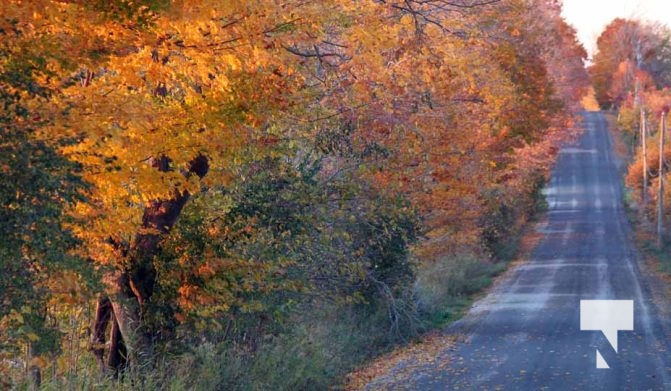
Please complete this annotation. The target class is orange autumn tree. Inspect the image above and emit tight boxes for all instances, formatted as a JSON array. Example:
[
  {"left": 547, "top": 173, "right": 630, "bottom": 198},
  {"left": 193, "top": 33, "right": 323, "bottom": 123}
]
[
  {"left": 330, "top": 0, "right": 588, "bottom": 258},
  {"left": 589, "top": 18, "right": 671, "bottom": 109},
  {"left": 24, "top": 0, "right": 346, "bottom": 371},
  {"left": 30, "top": 0, "right": 421, "bottom": 373},
  {"left": 318, "top": 1, "right": 516, "bottom": 257},
  {"left": 469, "top": 0, "right": 589, "bottom": 255}
]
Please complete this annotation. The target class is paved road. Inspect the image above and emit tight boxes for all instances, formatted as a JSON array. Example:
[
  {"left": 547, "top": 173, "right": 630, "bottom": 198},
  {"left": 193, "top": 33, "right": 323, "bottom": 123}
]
[{"left": 366, "top": 112, "right": 671, "bottom": 390}]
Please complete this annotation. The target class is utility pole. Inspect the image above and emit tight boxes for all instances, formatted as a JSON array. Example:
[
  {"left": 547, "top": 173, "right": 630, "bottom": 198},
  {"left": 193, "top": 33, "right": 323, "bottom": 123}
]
[
  {"left": 634, "top": 39, "right": 642, "bottom": 108},
  {"left": 658, "top": 110, "right": 666, "bottom": 248},
  {"left": 642, "top": 109, "right": 648, "bottom": 203}
]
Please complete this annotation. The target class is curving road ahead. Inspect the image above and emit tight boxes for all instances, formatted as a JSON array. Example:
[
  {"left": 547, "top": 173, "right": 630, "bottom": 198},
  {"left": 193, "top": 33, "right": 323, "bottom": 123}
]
[{"left": 366, "top": 112, "right": 671, "bottom": 390}]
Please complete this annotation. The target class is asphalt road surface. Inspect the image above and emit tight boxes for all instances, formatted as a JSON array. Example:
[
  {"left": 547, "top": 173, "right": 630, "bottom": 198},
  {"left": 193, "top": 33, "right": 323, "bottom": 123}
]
[{"left": 366, "top": 112, "right": 671, "bottom": 390}]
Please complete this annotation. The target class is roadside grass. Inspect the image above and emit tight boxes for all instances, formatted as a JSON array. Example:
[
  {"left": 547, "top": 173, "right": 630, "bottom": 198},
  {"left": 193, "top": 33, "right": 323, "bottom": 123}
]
[
  {"left": 419, "top": 294, "right": 474, "bottom": 330},
  {"left": 36, "top": 302, "right": 412, "bottom": 391},
  {"left": 640, "top": 238, "right": 671, "bottom": 278},
  {"left": 416, "top": 254, "right": 507, "bottom": 329}
]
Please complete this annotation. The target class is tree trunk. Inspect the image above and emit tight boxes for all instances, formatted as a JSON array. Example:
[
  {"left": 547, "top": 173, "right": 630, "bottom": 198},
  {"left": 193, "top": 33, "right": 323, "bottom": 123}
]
[
  {"left": 28, "top": 366, "right": 40, "bottom": 391},
  {"left": 90, "top": 154, "right": 209, "bottom": 373},
  {"left": 91, "top": 295, "right": 112, "bottom": 373},
  {"left": 107, "top": 308, "right": 127, "bottom": 373},
  {"left": 27, "top": 343, "right": 41, "bottom": 391},
  {"left": 107, "top": 268, "right": 150, "bottom": 367}
]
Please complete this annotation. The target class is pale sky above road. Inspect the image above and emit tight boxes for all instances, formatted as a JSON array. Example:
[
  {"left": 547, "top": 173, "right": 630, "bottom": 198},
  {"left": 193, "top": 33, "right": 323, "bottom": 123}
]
[{"left": 561, "top": 0, "right": 671, "bottom": 58}]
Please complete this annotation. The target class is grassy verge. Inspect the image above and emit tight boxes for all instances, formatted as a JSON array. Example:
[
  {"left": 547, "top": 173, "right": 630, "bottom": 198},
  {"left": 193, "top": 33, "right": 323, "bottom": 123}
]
[
  {"left": 415, "top": 254, "right": 508, "bottom": 329},
  {"left": 638, "top": 238, "right": 671, "bottom": 279}
]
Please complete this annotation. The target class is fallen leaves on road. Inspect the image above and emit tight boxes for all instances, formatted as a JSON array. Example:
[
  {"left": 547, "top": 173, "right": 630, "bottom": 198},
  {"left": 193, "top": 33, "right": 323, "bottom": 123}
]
[{"left": 344, "top": 331, "right": 460, "bottom": 390}]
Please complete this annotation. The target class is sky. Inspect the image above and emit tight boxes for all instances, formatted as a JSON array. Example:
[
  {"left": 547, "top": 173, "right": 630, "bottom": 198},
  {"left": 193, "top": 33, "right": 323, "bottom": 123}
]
[{"left": 561, "top": 0, "right": 671, "bottom": 58}]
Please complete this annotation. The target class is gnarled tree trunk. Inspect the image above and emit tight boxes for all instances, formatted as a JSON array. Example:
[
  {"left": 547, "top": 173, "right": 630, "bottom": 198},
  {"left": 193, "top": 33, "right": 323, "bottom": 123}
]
[{"left": 90, "top": 154, "right": 209, "bottom": 373}]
